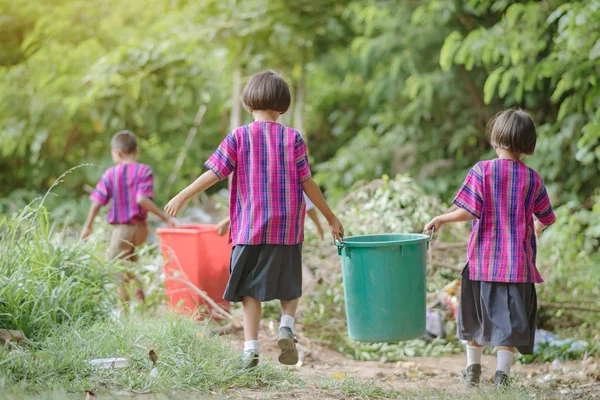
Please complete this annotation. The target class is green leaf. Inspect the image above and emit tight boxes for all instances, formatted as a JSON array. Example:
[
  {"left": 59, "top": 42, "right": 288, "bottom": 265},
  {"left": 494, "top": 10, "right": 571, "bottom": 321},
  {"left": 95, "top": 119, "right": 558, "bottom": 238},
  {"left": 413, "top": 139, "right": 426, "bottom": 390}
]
[
  {"left": 505, "top": 4, "right": 525, "bottom": 27},
  {"left": 546, "top": 4, "right": 570, "bottom": 24},
  {"left": 484, "top": 67, "right": 505, "bottom": 104},
  {"left": 557, "top": 96, "right": 576, "bottom": 121},
  {"left": 552, "top": 76, "right": 573, "bottom": 102},
  {"left": 129, "top": 78, "right": 141, "bottom": 101},
  {"left": 589, "top": 39, "right": 600, "bottom": 60},
  {"left": 498, "top": 69, "right": 513, "bottom": 98},
  {"left": 439, "top": 31, "right": 463, "bottom": 71},
  {"left": 515, "top": 81, "right": 524, "bottom": 103}
]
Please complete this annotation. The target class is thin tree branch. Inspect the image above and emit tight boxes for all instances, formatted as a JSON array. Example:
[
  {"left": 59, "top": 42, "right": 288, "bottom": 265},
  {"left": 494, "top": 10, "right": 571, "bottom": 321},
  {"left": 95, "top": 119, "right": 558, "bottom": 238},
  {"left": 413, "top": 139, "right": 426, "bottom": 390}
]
[
  {"left": 165, "top": 276, "right": 233, "bottom": 320},
  {"left": 539, "top": 301, "right": 600, "bottom": 313}
]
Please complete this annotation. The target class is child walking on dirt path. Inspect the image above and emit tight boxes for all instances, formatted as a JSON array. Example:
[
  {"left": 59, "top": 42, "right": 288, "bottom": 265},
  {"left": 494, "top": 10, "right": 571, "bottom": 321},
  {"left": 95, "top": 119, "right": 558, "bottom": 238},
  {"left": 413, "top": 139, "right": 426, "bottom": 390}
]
[
  {"left": 165, "top": 70, "right": 344, "bottom": 369},
  {"left": 425, "top": 109, "right": 556, "bottom": 388},
  {"left": 82, "top": 130, "right": 174, "bottom": 304},
  {"left": 215, "top": 192, "right": 325, "bottom": 240}
]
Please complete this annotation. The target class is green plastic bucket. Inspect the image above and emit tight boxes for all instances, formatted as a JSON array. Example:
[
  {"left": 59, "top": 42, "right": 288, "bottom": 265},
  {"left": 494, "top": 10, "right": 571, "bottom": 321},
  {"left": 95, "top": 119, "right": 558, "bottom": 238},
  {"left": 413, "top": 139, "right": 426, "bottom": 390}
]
[{"left": 336, "top": 233, "right": 431, "bottom": 342}]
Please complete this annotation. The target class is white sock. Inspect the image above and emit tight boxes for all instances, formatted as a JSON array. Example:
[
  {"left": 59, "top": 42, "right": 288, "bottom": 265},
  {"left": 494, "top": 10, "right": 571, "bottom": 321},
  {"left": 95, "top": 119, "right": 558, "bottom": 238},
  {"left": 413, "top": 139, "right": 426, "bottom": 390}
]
[
  {"left": 496, "top": 350, "right": 513, "bottom": 375},
  {"left": 466, "top": 345, "right": 483, "bottom": 367},
  {"left": 244, "top": 340, "right": 260, "bottom": 353},
  {"left": 280, "top": 315, "right": 295, "bottom": 332}
]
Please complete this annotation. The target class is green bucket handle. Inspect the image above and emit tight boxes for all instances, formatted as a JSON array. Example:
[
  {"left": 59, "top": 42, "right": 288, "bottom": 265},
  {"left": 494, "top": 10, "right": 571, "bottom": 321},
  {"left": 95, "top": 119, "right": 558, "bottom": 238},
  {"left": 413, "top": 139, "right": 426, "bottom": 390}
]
[
  {"left": 335, "top": 233, "right": 345, "bottom": 256},
  {"left": 426, "top": 226, "right": 435, "bottom": 249},
  {"left": 335, "top": 227, "right": 435, "bottom": 254},
  {"left": 428, "top": 226, "right": 435, "bottom": 241}
]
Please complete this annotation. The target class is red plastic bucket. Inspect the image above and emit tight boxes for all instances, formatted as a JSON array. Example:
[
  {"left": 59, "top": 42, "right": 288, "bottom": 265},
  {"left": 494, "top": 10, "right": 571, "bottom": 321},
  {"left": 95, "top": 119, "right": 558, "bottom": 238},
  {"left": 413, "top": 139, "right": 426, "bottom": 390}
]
[{"left": 156, "top": 225, "right": 231, "bottom": 318}]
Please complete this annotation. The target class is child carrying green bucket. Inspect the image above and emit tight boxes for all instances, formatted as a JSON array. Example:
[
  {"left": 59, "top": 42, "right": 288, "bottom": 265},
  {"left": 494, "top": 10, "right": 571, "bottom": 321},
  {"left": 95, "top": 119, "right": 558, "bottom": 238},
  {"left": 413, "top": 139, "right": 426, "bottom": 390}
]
[
  {"left": 425, "top": 109, "right": 556, "bottom": 388},
  {"left": 165, "top": 70, "right": 344, "bottom": 369}
]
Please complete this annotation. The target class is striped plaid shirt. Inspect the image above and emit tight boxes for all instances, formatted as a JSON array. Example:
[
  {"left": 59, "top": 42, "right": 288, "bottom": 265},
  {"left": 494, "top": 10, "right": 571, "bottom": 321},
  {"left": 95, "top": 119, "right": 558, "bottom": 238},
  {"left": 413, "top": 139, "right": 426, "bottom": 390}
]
[
  {"left": 454, "top": 159, "right": 556, "bottom": 283},
  {"left": 90, "top": 162, "right": 154, "bottom": 224},
  {"left": 205, "top": 121, "right": 311, "bottom": 245}
]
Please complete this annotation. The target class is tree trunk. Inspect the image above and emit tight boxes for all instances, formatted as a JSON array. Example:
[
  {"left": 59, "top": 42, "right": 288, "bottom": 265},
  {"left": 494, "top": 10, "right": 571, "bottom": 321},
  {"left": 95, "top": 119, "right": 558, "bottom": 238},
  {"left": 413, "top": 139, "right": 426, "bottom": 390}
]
[
  {"left": 230, "top": 66, "right": 243, "bottom": 131},
  {"left": 293, "top": 64, "right": 306, "bottom": 134},
  {"left": 229, "top": 65, "right": 244, "bottom": 187}
]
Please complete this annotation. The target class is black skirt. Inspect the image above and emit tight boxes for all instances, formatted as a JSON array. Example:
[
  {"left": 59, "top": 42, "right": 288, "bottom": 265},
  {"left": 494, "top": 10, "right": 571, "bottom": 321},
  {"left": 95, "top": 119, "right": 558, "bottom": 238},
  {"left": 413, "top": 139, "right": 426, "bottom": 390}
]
[
  {"left": 457, "top": 265, "right": 537, "bottom": 354},
  {"left": 223, "top": 244, "right": 303, "bottom": 303}
]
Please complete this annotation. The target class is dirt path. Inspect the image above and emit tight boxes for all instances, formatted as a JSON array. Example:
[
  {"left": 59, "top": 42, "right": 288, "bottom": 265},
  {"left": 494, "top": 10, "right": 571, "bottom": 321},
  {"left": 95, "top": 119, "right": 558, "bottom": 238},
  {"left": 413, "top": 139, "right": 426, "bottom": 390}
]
[{"left": 223, "top": 327, "right": 600, "bottom": 399}]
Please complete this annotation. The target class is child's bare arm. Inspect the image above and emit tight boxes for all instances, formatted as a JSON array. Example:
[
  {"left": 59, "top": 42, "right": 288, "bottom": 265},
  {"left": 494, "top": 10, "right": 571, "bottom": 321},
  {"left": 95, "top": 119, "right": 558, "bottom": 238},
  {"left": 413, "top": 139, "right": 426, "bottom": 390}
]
[
  {"left": 165, "top": 170, "right": 220, "bottom": 217},
  {"left": 137, "top": 195, "right": 174, "bottom": 226},
  {"left": 306, "top": 208, "right": 325, "bottom": 240},
  {"left": 444, "top": 204, "right": 459, "bottom": 214},
  {"left": 216, "top": 216, "right": 231, "bottom": 236},
  {"left": 301, "top": 178, "right": 343, "bottom": 241},
  {"left": 425, "top": 208, "right": 476, "bottom": 233},
  {"left": 81, "top": 202, "right": 102, "bottom": 239}
]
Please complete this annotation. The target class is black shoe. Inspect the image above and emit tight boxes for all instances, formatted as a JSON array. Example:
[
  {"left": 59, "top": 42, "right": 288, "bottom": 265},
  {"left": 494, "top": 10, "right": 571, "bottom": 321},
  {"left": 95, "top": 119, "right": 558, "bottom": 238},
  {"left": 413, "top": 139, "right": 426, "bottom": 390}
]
[
  {"left": 277, "top": 327, "right": 299, "bottom": 365},
  {"left": 494, "top": 370, "right": 510, "bottom": 388},
  {"left": 462, "top": 364, "right": 482, "bottom": 387},
  {"left": 241, "top": 349, "right": 259, "bottom": 370}
]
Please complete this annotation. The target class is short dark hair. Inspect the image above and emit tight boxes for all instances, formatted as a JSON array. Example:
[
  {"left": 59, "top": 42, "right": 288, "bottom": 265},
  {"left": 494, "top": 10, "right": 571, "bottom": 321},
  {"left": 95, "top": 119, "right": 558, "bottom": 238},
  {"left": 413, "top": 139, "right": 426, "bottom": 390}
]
[
  {"left": 242, "top": 70, "right": 291, "bottom": 113},
  {"left": 488, "top": 109, "right": 536, "bottom": 155},
  {"left": 111, "top": 130, "right": 137, "bottom": 154}
]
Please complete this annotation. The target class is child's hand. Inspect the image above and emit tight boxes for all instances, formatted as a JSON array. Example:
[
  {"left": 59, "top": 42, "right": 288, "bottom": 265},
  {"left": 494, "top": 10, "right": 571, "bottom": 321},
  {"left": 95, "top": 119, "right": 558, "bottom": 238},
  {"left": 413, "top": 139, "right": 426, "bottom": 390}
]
[
  {"left": 316, "top": 225, "right": 325, "bottom": 241},
  {"left": 216, "top": 218, "right": 231, "bottom": 237},
  {"left": 327, "top": 216, "right": 344, "bottom": 242},
  {"left": 81, "top": 225, "right": 93, "bottom": 240},
  {"left": 534, "top": 219, "right": 546, "bottom": 237},
  {"left": 424, "top": 216, "right": 444, "bottom": 233},
  {"left": 166, "top": 217, "right": 176, "bottom": 228},
  {"left": 164, "top": 195, "right": 187, "bottom": 217}
]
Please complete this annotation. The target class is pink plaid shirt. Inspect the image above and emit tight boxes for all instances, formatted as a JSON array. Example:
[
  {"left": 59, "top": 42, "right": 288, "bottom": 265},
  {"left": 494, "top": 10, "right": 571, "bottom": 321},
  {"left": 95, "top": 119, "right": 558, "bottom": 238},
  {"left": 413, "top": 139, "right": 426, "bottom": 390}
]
[
  {"left": 90, "top": 162, "right": 154, "bottom": 224},
  {"left": 205, "top": 121, "right": 311, "bottom": 245},
  {"left": 454, "top": 159, "right": 556, "bottom": 283}
]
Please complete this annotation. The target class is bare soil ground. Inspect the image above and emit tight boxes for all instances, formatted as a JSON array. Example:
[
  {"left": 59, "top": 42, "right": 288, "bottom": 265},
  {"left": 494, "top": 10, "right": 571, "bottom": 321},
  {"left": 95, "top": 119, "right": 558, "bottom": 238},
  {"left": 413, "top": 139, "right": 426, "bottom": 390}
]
[{"left": 222, "top": 326, "right": 600, "bottom": 400}]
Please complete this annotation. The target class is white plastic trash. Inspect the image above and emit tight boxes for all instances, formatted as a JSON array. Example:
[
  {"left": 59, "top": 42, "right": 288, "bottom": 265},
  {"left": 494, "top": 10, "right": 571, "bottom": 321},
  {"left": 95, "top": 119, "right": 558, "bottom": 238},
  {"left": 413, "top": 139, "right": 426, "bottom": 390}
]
[{"left": 89, "top": 358, "right": 130, "bottom": 369}]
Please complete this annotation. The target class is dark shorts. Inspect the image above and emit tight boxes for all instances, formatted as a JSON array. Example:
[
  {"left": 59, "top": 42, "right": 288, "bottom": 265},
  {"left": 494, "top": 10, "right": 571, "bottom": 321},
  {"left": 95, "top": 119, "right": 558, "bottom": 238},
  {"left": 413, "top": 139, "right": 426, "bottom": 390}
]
[
  {"left": 223, "top": 244, "right": 303, "bottom": 303},
  {"left": 457, "top": 265, "right": 537, "bottom": 354}
]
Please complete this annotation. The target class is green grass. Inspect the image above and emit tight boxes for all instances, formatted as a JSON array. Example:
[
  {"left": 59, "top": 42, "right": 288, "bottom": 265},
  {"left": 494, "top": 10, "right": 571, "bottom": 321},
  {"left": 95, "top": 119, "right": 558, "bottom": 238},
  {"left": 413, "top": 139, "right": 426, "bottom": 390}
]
[
  {"left": 0, "top": 315, "right": 297, "bottom": 395},
  {"left": 0, "top": 181, "right": 591, "bottom": 399},
  {"left": 0, "top": 314, "right": 556, "bottom": 399},
  {"left": 0, "top": 204, "right": 120, "bottom": 341}
]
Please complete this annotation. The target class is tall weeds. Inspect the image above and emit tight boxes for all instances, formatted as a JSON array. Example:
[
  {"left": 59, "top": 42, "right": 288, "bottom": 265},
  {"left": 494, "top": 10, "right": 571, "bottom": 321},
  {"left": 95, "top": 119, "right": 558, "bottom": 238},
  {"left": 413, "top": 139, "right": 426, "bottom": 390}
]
[{"left": 0, "top": 205, "right": 118, "bottom": 341}]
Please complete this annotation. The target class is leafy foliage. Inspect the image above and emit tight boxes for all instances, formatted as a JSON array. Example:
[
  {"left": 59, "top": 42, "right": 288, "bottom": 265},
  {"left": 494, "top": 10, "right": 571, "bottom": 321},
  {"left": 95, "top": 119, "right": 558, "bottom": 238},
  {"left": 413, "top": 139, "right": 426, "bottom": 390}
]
[
  {"left": 1, "top": 0, "right": 597, "bottom": 211},
  {"left": 0, "top": 0, "right": 348, "bottom": 203},
  {"left": 437, "top": 0, "right": 600, "bottom": 201},
  {"left": 309, "top": 0, "right": 599, "bottom": 207},
  {"left": 301, "top": 176, "right": 467, "bottom": 361}
]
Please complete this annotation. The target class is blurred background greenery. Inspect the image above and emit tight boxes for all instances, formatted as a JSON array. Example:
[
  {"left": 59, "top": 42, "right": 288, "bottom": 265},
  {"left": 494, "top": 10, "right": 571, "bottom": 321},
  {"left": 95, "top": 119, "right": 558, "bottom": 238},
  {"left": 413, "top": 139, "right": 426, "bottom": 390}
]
[{"left": 1, "top": 0, "right": 598, "bottom": 205}]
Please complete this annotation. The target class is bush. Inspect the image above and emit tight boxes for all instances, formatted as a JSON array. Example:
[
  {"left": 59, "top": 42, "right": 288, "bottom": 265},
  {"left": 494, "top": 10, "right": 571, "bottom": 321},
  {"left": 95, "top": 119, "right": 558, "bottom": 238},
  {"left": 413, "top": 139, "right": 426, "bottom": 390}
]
[
  {"left": 534, "top": 192, "right": 600, "bottom": 336},
  {"left": 300, "top": 176, "right": 467, "bottom": 361},
  {"left": 0, "top": 204, "right": 118, "bottom": 341},
  {"left": 336, "top": 175, "right": 450, "bottom": 237}
]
